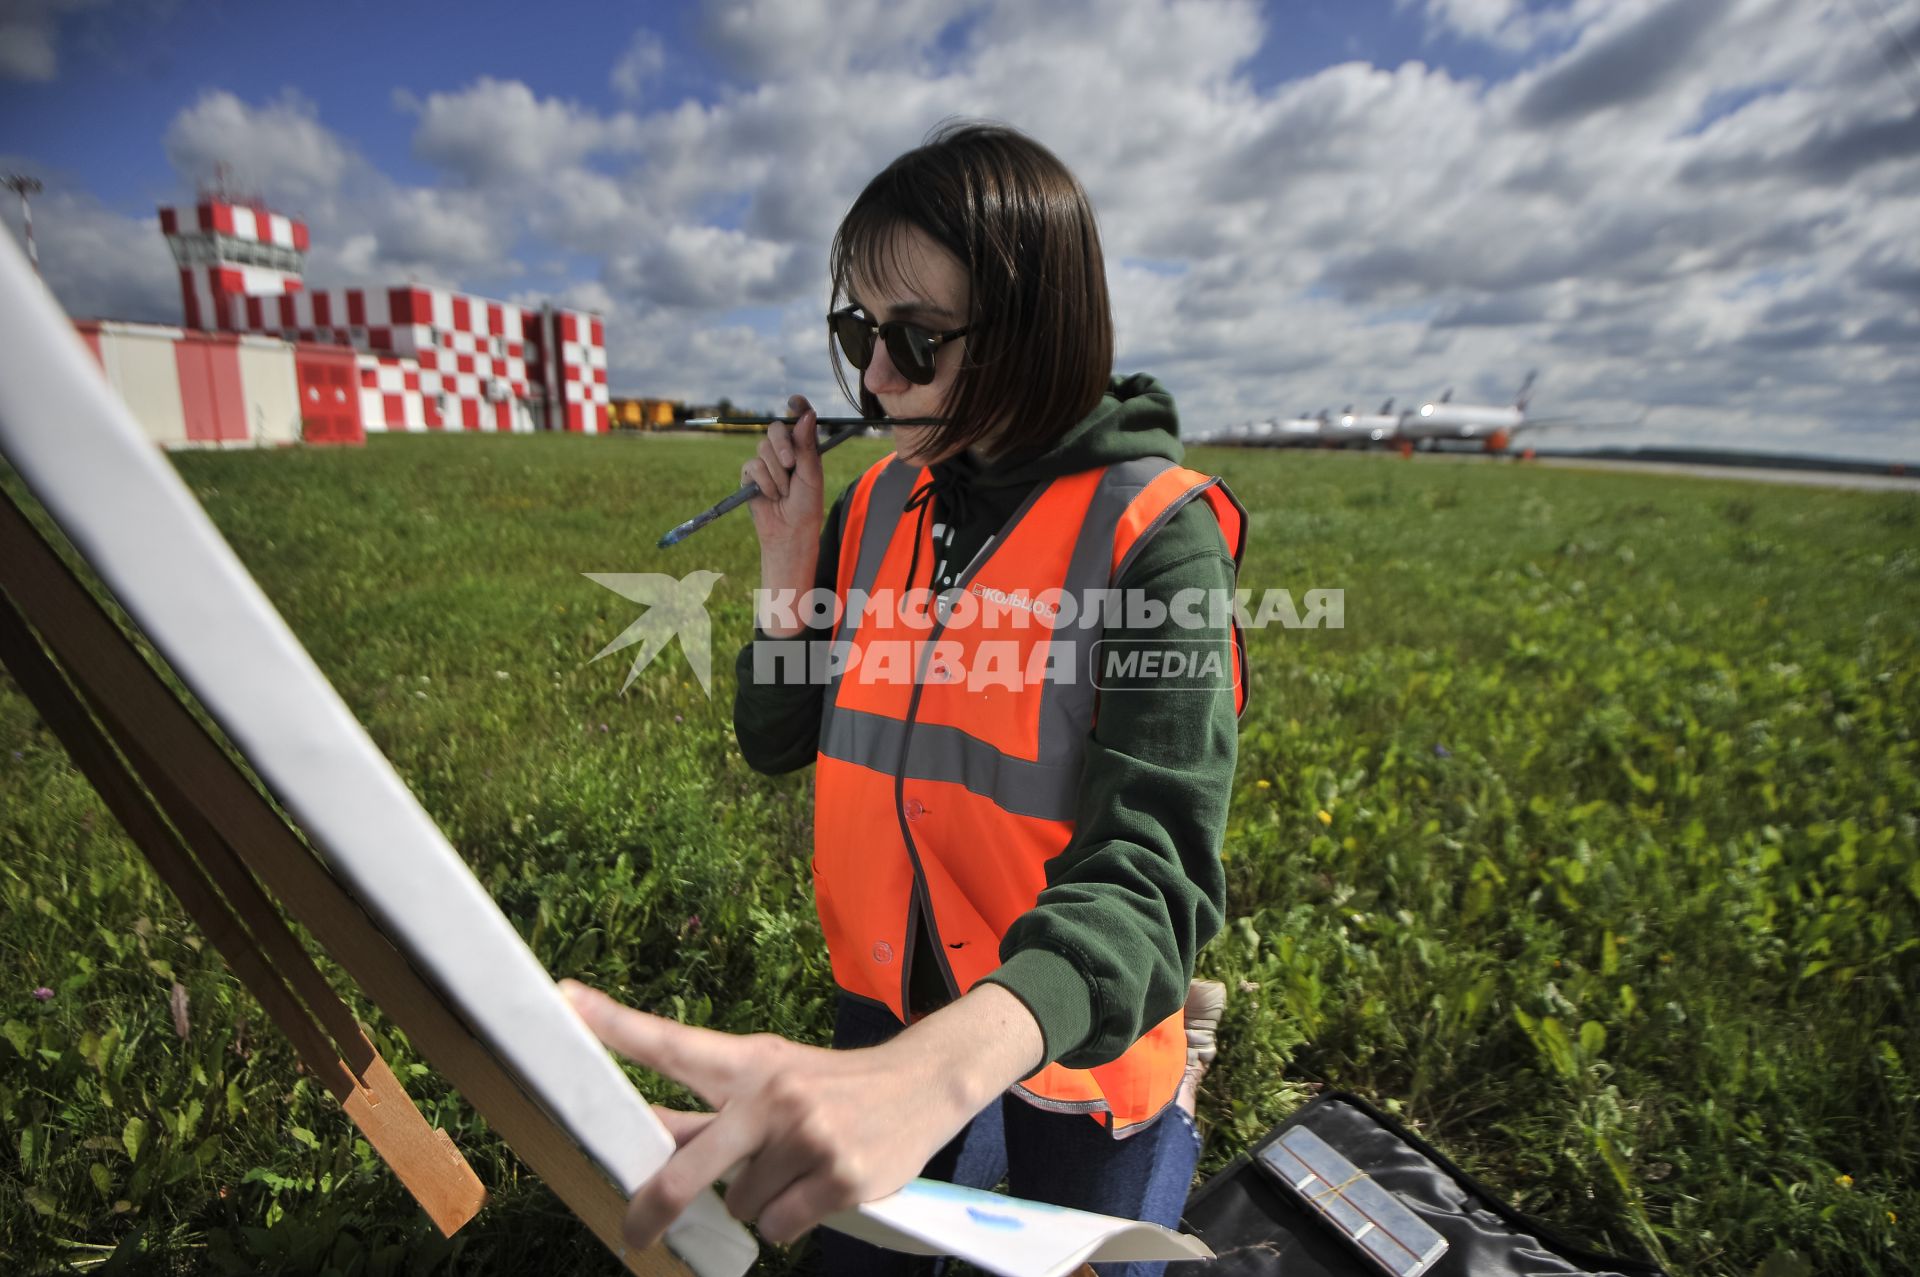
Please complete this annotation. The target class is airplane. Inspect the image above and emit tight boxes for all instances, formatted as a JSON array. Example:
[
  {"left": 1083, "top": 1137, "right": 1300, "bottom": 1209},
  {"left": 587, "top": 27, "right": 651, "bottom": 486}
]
[
  {"left": 1190, "top": 374, "right": 1642, "bottom": 458},
  {"left": 1403, "top": 372, "right": 1537, "bottom": 451},
  {"left": 1328, "top": 398, "right": 1408, "bottom": 446},
  {"left": 1272, "top": 413, "right": 1325, "bottom": 446}
]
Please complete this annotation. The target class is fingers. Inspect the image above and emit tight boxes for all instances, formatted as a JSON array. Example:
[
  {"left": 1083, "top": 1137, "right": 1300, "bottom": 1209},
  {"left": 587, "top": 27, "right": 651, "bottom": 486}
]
[
  {"left": 756, "top": 1167, "right": 866, "bottom": 1247},
  {"left": 651, "top": 1105, "right": 718, "bottom": 1146},
  {"left": 743, "top": 454, "right": 787, "bottom": 501},
  {"left": 789, "top": 395, "right": 819, "bottom": 455},
  {"left": 765, "top": 420, "right": 795, "bottom": 470},
  {"left": 558, "top": 981, "right": 746, "bottom": 1106},
  {"left": 787, "top": 395, "right": 824, "bottom": 492},
  {"left": 624, "top": 1109, "right": 764, "bottom": 1251},
  {"left": 719, "top": 1083, "right": 856, "bottom": 1235}
]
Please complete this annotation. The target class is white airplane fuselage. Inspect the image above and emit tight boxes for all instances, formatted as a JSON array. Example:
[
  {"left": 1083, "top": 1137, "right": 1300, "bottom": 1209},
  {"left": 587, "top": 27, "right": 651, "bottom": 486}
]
[
  {"left": 1330, "top": 412, "right": 1403, "bottom": 443},
  {"left": 1405, "top": 401, "right": 1527, "bottom": 440}
]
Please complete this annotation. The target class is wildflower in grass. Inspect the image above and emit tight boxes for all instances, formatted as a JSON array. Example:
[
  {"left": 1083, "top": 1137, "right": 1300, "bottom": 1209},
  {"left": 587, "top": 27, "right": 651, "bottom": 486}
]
[
  {"left": 495, "top": 670, "right": 510, "bottom": 680},
  {"left": 1433, "top": 743, "right": 1450, "bottom": 757},
  {"left": 32, "top": 986, "right": 53, "bottom": 1001},
  {"left": 1255, "top": 778, "right": 1270, "bottom": 789},
  {"left": 170, "top": 982, "right": 190, "bottom": 1040},
  {"left": 1317, "top": 809, "right": 1332, "bottom": 824},
  {"left": 1836, "top": 1173, "right": 1853, "bottom": 1188},
  {"left": 674, "top": 714, "right": 684, "bottom": 723}
]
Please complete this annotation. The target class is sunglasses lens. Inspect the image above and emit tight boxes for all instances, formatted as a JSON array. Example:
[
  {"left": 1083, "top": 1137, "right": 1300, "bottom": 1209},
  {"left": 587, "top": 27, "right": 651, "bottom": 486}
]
[
  {"left": 831, "top": 312, "right": 873, "bottom": 369},
  {"left": 886, "top": 325, "right": 939, "bottom": 385}
]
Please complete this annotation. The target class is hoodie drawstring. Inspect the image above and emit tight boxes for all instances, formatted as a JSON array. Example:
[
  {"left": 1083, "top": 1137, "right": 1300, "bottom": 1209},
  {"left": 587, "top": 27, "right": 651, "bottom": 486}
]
[{"left": 901, "top": 465, "right": 975, "bottom": 597}]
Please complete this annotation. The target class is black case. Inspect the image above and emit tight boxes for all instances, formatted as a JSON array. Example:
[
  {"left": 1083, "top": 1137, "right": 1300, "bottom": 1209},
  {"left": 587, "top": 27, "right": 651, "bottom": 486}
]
[{"left": 1174, "top": 1092, "right": 1668, "bottom": 1276}]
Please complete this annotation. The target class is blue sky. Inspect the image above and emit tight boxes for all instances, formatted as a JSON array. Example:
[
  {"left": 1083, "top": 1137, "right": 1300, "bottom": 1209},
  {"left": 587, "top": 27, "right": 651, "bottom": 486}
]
[{"left": 3, "top": 0, "right": 1917, "bottom": 460}]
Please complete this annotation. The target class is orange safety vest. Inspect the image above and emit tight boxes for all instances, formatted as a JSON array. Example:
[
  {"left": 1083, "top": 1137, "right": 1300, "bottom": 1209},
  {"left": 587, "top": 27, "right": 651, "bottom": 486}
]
[{"left": 811, "top": 453, "right": 1248, "bottom": 1136}]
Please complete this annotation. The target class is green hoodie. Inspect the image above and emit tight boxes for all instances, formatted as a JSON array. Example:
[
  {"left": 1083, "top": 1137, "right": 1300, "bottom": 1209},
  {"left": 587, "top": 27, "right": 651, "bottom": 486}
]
[{"left": 732, "top": 374, "right": 1242, "bottom": 1070}]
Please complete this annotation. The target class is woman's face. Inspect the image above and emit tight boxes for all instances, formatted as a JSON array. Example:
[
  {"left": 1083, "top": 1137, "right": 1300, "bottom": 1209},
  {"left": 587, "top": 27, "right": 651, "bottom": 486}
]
[{"left": 845, "top": 223, "right": 972, "bottom": 468}]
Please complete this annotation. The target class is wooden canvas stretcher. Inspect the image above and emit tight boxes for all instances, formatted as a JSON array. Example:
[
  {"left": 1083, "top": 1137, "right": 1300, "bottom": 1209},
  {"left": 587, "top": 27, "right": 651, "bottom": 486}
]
[{"left": 0, "top": 234, "right": 757, "bottom": 1276}]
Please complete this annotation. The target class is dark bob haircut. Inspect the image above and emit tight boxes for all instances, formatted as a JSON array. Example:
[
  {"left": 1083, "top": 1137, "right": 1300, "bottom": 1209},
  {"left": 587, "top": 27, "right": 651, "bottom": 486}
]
[{"left": 829, "top": 121, "right": 1114, "bottom": 464}]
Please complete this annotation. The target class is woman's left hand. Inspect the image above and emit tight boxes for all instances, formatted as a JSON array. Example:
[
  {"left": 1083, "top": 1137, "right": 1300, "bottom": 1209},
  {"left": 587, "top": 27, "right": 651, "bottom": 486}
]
[{"left": 559, "top": 980, "right": 1043, "bottom": 1249}]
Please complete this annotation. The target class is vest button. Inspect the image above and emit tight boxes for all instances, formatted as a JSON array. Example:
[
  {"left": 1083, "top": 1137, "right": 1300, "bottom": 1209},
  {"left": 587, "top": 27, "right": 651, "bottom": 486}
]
[{"left": 904, "top": 798, "right": 925, "bottom": 821}]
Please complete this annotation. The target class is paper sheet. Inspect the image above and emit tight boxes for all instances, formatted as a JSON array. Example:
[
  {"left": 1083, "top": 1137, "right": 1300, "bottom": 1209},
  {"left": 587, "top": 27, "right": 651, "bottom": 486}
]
[{"left": 830, "top": 1178, "right": 1213, "bottom": 1276}]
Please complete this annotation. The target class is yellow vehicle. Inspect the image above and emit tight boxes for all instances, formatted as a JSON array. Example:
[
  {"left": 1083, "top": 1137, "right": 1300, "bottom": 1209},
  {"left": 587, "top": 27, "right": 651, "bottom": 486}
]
[{"left": 608, "top": 396, "right": 679, "bottom": 430}]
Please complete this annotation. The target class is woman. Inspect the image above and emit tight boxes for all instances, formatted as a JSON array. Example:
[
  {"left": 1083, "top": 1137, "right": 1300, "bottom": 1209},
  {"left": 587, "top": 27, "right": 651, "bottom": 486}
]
[{"left": 561, "top": 122, "right": 1245, "bottom": 1273}]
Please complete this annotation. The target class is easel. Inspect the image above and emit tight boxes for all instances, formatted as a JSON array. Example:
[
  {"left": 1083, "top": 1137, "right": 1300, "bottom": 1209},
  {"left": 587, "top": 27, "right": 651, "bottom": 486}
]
[{"left": 0, "top": 487, "right": 689, "bottom": 1274}]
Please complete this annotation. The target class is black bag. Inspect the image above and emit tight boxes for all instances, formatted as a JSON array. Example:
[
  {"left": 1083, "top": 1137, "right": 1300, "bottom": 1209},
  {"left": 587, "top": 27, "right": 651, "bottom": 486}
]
[{"left": 1175, "top": 1091, "right": 1667, "bottom": 1276}]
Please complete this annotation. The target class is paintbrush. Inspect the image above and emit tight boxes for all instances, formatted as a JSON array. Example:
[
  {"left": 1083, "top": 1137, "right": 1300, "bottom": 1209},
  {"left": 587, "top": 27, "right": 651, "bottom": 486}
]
[
  {"left": 657, "top": 417, "right": 943, "bottom": 548},
  {"left": 683, "top": 415, "right": 942, "bottom": 428}
]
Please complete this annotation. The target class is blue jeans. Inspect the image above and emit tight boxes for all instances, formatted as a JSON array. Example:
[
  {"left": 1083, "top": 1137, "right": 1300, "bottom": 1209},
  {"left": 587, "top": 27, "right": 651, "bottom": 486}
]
[{"left": 810, "top": 994, "right": 1201, "bottom": 1277}]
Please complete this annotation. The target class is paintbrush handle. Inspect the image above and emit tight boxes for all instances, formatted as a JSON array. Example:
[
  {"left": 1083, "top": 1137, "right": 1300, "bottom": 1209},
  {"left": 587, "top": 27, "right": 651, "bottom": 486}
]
[
  {"left": 686, "top": 415, "right": 943, "bottom": 426},
  {"left": 657, "top": 424, "right": 867, "bottom": 548}
]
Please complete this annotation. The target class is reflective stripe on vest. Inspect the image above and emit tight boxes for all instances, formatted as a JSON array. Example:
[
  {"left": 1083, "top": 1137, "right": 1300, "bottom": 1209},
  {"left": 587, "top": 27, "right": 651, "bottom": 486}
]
[{"left": 812, "top": 453, "right": 1247, "bottom": 1136}]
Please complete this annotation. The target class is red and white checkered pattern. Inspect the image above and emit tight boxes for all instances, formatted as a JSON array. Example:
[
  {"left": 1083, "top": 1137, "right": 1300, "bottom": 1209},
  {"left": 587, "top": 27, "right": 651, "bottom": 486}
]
[
  {"left": 161, "top": 200, "right": 311, "bottom": 332},
  {"left": 161, "top": 202, "right": 606, "bottom": 434},
  {"left": 160, "top": 199, "right": 310, "bottom": 250},
  {"left": 354, "top": 353, "right": 531, "bottom": 434},
  {"left": 539, "top": 310, "right": 610, "bottom": 434}
]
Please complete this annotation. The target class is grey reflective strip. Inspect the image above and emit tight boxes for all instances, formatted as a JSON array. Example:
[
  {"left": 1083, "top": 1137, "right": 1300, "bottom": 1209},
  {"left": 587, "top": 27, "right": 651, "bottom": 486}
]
[
  {"left": 1107, "top": 474, "right": 1251, "bottom": 719},
  {"left": 1008, "top": 1082, "right": 1173, "bottom": 1139},
  {"left": 823, "top": 459, "right": 922, "bottom": 733},
  {"left": 847, "top": 459, "right": 921, "bottom": 596},
  {"left": 820, "top": 705, "right": 1082, "bottom": 822},
  {"left": 1009, "top": 1082, "right": 1110, "bottom": 1116},
  {"left": 1111, "top": 476, "right": 1212, "bottom": 586},
  {"left": 1045, "top": 457, "right": 1176, "bottom": 744}
]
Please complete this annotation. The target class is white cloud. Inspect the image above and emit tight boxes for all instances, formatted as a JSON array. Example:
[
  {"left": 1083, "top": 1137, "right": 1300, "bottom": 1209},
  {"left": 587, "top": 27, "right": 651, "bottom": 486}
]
[
  {"left": 0, "top": 179, "right": 176, "bottom": 321},
  {"left": 164, "top": 90, "right": 353, "bottom": 203},
  {"left": 401, "top": 77, "right": 642, "bottom": 185},
  {"left": 698, "top": 0, "right": 986, "bottom": 78},
  {"left": 611, "top": 29, "right": 666, "bottom": 100},
  {"left": 0, "top": 0, "right": 105, "bottom": 81},
  {"left": 1406, "top": 0, "right": 1606, "bottom": 53},
  {"left": 159, "top": 90, "right": 518, "bottom": 289}
]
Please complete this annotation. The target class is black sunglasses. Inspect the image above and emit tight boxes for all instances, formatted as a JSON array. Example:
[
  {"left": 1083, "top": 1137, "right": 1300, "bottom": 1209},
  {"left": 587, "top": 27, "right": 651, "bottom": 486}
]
[{"left": 828, "top": 305, "right": 970, "bottom": 386}]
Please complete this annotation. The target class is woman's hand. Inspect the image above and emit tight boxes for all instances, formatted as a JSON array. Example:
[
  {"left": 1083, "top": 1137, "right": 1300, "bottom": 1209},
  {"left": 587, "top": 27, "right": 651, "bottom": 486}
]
[
  {"left": 558, "top": 979, "right": 1044, "bottom": 1250},
  {"left": 743, "top": 394, "right": 824, "bottom": 546},
  {"left": 746, "top": 395, "right": 824, "bottom": 637}
]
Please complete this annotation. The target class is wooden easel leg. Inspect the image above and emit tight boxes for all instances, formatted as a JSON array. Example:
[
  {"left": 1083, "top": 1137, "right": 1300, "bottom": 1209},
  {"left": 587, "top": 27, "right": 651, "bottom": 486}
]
[
  {"left": 0, "top": 489, "right": 688, "bottom": 1274},
  {"left": 0, "top": 588, "right": 487, "bottom": 1234}
]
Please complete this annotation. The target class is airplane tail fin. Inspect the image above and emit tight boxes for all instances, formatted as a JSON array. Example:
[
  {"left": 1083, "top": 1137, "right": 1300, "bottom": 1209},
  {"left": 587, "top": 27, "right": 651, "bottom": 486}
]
[{"left": 1515, "top": 370, "right": 1538, "bottom": 411}]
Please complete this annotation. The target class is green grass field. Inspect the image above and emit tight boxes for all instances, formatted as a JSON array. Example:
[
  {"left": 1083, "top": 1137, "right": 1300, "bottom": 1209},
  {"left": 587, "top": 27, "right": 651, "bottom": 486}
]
[{"left": 3, "top": 434, "right": 1916, "bottom": 1275}]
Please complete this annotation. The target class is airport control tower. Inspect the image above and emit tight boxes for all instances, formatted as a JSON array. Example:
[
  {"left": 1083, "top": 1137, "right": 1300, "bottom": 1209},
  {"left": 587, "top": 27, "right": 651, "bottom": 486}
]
[{"left": 159, "top": 187, "right": 310, "bottom": 332}]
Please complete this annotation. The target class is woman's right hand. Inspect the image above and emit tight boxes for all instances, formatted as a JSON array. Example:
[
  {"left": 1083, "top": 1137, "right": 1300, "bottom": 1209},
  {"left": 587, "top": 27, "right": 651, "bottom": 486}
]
[
  {"left": 746, "top": 396, "right": 824, "bottom": 637},
  {"left": 743, "top": 395, "right": 825, "bottom": 554}
]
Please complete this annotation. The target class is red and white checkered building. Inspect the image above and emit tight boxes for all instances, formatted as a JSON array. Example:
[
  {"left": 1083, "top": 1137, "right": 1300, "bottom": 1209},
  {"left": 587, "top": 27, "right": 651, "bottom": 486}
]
[{"left": 159, "top": 196, "right": 609, "bottom": 434}]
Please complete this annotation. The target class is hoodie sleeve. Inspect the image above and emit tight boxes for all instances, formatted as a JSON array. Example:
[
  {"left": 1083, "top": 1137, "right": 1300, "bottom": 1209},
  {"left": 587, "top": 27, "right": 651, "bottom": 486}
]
[
  {"left": 730, "top": 488, "right": 849, "bottom": 775},
  {"left": 978, "top": 497, "right": 1240, "bottom": 1070}
]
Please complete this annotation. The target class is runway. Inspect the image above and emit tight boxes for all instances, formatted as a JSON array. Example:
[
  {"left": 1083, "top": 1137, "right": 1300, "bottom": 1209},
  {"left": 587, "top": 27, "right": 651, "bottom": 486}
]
[{"left": 1523, "top": 456, "right": 1920, "bottom": 493}]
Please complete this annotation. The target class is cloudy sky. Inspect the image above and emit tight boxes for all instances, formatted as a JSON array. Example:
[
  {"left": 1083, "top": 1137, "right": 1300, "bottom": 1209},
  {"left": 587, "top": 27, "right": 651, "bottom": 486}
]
[{"left": 2, "top": 0, "right": 1916, "bottom": 460}]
